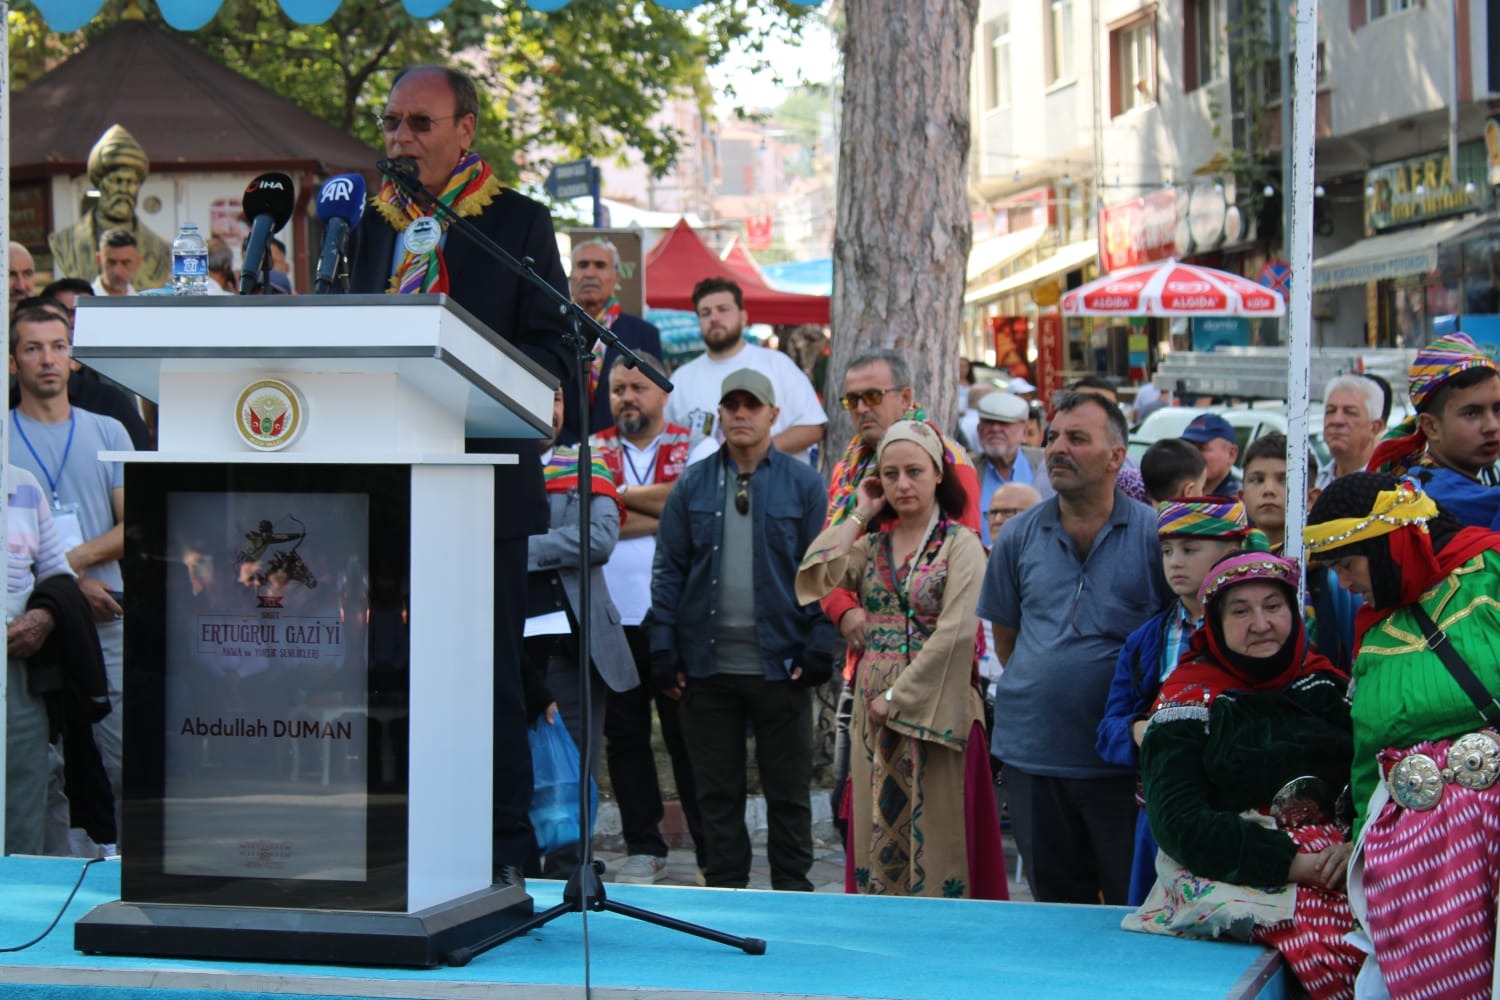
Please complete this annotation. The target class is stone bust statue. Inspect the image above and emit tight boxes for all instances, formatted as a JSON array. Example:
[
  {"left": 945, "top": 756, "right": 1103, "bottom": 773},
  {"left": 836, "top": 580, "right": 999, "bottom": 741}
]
[{"left": 48, "top": 124, "right": 171, "bottom": 289}]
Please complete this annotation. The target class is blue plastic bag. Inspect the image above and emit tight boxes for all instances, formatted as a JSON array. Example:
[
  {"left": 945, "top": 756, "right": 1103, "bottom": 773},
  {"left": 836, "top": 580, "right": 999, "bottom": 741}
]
[{"left": 527, "top": 713, "right": 598, "bottom": 856}]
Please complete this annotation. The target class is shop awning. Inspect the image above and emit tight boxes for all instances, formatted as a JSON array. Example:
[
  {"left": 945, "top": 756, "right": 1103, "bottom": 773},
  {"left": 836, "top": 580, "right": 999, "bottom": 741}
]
[
  {"left": 1311, "top": 214, "right": 1492, "bottom": 291},
  {"left": 966, "top": 225, "right": 1047, "bottom": 282},
  {"left": 964, "top": 240, "right": 1097, "bottom": 304}
]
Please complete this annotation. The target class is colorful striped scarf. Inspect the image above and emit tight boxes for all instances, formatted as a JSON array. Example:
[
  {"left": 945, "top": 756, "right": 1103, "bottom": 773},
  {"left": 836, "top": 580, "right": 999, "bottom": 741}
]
[
  {"left": 542, "top": 445, "right": 625, "bottom": 520},
  {"left": 1155, "top": 496, "right": 1250, "bottom": 538},
  {"left": 373, "top": 151, "right": 502, "bottom": 296},
  {"left": 588, "top": 298, "right": 624, "bottom": 406}
]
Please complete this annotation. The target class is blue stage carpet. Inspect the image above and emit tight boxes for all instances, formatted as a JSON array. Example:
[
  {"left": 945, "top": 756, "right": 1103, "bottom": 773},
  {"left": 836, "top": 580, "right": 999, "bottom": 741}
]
[{"left": 0, "top": 857, "right": 1286, "bottom": 999}]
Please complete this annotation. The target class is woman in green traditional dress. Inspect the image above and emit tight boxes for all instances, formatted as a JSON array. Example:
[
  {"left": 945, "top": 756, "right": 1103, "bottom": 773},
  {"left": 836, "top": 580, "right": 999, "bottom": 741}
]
[{"left": 797, "top": 420, "right": 1006, "bottom": 899}]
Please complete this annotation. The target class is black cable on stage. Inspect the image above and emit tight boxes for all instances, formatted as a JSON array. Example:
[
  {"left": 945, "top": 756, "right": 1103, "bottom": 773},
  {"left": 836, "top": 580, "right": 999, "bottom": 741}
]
[{"left": 0, "top": 859, "right": 105, "bottom": 953}]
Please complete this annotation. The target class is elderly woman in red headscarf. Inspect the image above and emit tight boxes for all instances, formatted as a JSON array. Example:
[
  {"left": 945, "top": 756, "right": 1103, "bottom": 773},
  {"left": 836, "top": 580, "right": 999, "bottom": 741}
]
[
  {"left": 1306, "top": 473, "right": 1500, "bottom": 1000},
  {"left": 1129, "top": 552, "right": 1361, "bottom": 1000}
]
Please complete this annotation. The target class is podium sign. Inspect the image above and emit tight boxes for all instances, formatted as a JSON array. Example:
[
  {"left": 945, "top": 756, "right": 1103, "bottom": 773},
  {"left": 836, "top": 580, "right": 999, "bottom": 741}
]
[{"left": 70, "top": 297, "right": 552, "bottom": 966}]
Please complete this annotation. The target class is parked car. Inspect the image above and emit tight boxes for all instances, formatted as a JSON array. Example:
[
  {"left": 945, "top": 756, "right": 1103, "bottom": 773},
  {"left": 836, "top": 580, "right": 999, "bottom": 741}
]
[{"left": 1126, "top": 405, "right": 1332, "bottom": 480}]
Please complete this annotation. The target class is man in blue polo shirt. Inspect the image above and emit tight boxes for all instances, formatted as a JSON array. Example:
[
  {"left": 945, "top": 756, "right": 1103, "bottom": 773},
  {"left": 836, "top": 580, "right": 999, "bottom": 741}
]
[
  {"left": 1180, "top": 413, "right": 1241, "bottom": 498},
  {"left": 978, "top": 390, "right": 1170, "bottom": 904}
]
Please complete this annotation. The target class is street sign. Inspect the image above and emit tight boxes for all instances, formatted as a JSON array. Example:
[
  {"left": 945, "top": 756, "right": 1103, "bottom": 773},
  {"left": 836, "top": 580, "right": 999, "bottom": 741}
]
[{"left": 545, "top": 158, "right": 594, "bottom": 201}]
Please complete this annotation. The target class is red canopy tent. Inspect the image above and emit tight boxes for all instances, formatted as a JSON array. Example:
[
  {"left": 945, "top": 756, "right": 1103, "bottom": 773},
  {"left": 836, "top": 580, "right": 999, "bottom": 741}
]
[
  {"left": 719, "top": 236, "right": 767, "bottom": 284},
  {"left": 645, "top": 220, "right": 830, "bottom": 325}
]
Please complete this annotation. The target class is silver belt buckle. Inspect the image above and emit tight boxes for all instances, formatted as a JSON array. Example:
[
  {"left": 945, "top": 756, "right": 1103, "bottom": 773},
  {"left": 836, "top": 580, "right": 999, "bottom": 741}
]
[
  {"left": 1388, "top": 753, "right": 1444, "bottom": 811},
  {"left": 1444, "top": 731, "right": 1500, "bottom": 791}
]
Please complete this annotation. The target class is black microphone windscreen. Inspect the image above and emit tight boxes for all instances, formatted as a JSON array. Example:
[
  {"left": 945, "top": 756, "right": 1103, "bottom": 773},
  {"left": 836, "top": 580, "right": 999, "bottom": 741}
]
[{"left": 242, "top": 172, "right": 295, "bottom": 232}]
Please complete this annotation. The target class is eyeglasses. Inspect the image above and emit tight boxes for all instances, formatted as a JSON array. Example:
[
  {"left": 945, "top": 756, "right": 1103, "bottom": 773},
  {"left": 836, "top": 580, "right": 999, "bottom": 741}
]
[
  {"left": 734, "top": 473, "right": 751, "bottom": 516},
  {"left": 721, "top": 396, "right": 765, "bottom": 413},
  {"left": 989, "top": 507, "right": 1026, "bottom": 520},
  {"left": 375, "top": 112, "right": 460, "bottom": 133},
  {"left": 839, "top": 387, "right": 903, "bottom": 411}
]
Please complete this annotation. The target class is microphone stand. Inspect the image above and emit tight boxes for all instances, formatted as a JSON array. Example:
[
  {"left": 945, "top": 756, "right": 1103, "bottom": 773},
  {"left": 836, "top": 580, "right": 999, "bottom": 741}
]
[{"left": 374, "top": 160, "right": 765, "bottom": 966}]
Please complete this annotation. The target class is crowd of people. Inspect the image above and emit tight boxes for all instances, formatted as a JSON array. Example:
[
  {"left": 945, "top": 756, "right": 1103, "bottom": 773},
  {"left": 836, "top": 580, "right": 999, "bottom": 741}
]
[{"left": 5, "top": 62, "right": 1500, "bottom": 1000}]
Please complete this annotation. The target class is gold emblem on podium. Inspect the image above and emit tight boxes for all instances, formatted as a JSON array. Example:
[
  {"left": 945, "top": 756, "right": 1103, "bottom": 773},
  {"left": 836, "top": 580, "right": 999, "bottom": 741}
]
[{"left": 235, "top": 379, "right": 305, "bottom": 451}]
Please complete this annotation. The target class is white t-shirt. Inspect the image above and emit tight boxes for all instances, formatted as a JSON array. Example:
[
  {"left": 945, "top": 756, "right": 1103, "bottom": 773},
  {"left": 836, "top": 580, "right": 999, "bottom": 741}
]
[
  {"left": 601, "top": 437, "right": 661, "bottom": 627},
  {"left": 664, "top": 341, "right": 827, "bottom": 465}
]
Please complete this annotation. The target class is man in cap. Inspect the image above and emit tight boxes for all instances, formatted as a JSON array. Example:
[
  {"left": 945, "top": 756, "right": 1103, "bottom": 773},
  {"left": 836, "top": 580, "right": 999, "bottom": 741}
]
[
  {"left": 1368, "top": 331, "right": 1500, "bottom": 528},
  {"left": 570, "top": 237, "right": 662, "bottom": 440},
  {"left": 972, "top": 391, "right": 1053, "bottom": 545},
  {"left": 1180, "top": 413, "right": 1241, "bottom": 498},
  {"left": 49, "top": 125, "right": 169, "bottom": 290},
  {"left": 650, "top": 368, "right": 836, "bottom": 890}
]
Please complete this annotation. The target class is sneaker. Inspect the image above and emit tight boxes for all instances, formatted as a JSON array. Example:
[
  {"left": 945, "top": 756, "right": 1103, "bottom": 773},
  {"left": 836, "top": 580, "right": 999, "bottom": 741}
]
[{"left": 613, "top": 854, "right": 667, "bottom": 885}]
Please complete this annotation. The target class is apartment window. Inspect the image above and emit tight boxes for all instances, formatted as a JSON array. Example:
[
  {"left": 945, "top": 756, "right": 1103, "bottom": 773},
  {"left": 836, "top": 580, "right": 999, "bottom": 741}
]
[
  {"left": 1110, "top": 17, "right": 1156, "bottom": 115},
  {"left": 1259, "top": 0, "right": 1327, "bottom": 101},
  {"left": 1368, "top": 0, "right": 1416, "bottom": 18},
  {"left": 1185, "top": 0, "right": 1224, "bottom": 91},
  {"left": 1046, "top": 0, "right": 1075, "bottom": 84},
  {"left": 987, "top": 15, "right": 1013, "bottom": 109}
]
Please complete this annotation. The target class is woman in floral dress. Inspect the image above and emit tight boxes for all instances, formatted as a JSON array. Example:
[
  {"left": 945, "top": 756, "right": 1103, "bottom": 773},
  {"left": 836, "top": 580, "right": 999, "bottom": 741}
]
[{"left": 797, "top": 420, "right": 1006, "bottom": 898}]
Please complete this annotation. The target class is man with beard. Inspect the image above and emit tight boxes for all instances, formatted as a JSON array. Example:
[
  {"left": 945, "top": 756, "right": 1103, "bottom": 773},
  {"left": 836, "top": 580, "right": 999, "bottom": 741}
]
[
  {"left": 971, "top": 391, "right": 1052, "bottom": 546},
  {"left": 48, "top": 125, "right": 169, "bottom": 290},
  {"left": 663, "top": 277, "right": 825, "bottom": 465},
  {"left": 588, "top": 352, "right": 703, "bottom": 884},
  {"left": 1316, "top": 375, "right": 1386, "bottom": 489},
  {"left": 977, "top": 390, "right": 1170, "bottom": 905},
  {"left": 571, "top": 238, "right": 661, "bottom": 440}
]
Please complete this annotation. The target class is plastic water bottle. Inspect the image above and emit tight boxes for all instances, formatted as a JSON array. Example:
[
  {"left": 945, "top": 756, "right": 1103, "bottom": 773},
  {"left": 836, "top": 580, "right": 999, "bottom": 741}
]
[{"left": 171, "top": 222, "right": 209, "bottom": 295}]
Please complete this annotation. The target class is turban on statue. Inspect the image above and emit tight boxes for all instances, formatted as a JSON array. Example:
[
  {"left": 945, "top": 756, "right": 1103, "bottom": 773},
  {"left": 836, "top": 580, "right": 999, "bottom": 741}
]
[{"left": 86, "top": 124, "right": 150, "bottom": 187}]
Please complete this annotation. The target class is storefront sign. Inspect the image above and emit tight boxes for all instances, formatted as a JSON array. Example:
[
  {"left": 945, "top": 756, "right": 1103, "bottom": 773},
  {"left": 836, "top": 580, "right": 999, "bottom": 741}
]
[
  {"left": 1365, "top": 142, "right": 1490, "bottom": 232},
  {"left": 1034, "top": 314, "right": 1065, "bottom": 405},
  {"left": 1098, "top": 190, "right": 1178, "bottom": 273},
  {"left": 1191, "top": 316, "right": 1251, "bottom": 350}
]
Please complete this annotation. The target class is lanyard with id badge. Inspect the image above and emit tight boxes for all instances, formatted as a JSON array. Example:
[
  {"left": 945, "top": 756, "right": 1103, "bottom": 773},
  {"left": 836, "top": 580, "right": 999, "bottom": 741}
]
[{"left": 13, "top": 410, "right": 86, "bottom": 550}]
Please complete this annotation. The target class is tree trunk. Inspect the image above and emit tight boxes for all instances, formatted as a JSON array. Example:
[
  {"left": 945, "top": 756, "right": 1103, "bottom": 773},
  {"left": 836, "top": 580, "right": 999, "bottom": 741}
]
[{"left": 826, "top": 0, "right": 980, "bottom": 458}]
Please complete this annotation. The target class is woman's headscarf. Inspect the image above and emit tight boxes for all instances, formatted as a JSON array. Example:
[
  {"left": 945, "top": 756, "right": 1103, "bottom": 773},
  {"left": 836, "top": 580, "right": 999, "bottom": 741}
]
[
  {"left": 1304, "top": 472, "right": 1500, "bottom": 639},
  {"left": 1156, "top": 552, "right": 1332, "bottom": 707}
]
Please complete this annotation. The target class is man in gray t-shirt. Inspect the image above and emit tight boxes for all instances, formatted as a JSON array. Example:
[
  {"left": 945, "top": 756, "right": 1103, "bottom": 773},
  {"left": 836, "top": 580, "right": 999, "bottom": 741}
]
[
  {"left": 978, "top": 391, "right": 1169, "bottom": 905},
  {"left": 8, "top": 306, "right": 134, "bottom": 852}
]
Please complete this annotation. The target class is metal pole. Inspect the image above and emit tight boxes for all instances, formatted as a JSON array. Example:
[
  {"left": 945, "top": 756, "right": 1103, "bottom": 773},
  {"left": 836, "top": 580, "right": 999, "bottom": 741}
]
[
  {"left": 1, "top": 0, "right": 11, "bottom": 854},
  {"left": 1284, "top": 0, "right": 1318, "bottom": 566},
  {"left": 1449, "top": 0, "right": 1461, "bottom": 177}
]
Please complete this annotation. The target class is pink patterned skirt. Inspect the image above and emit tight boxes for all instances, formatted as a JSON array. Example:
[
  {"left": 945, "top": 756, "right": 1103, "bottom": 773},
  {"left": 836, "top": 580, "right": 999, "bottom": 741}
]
[
  {"left": 1249, "top": 823, "right": 1362, "bottom": 1000},
  {"left": 1364, "top": 738, "right": 1500, "bottom": 1000}
]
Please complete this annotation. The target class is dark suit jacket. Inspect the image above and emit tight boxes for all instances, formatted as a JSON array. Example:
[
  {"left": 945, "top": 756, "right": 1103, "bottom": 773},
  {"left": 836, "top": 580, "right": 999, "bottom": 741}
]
[
  {"left": 348, "top": 189, "right": 575, "bottom": 539},
  {"left": 587, "top": 311, "right": 663, "bottom": 438}
]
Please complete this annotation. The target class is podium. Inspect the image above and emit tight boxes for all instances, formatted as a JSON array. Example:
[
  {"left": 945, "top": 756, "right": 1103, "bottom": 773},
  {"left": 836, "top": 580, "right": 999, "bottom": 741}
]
[{"left": 67, "top": 295, "right": 556, "bottom": 967}]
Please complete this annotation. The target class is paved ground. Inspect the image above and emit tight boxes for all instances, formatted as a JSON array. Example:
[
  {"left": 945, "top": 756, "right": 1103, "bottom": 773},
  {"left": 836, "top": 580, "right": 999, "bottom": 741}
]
[{"left": 591, "top": 796, "right": 1033, "bottom": 900}]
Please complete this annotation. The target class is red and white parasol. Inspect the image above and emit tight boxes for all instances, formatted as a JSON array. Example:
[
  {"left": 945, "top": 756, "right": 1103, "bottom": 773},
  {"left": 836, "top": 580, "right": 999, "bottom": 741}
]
[{"left": 1060, "top": 260, "right": 1286, "bottom": 317}]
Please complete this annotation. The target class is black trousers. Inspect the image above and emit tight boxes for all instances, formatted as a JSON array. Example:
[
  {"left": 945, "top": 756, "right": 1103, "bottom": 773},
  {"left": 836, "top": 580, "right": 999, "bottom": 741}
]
[
  {"left": 492, "top": 535, "right": 537, "bottom": 872},
  {"left": 603, "top": 625, "right": 703, "bottom": 863},
  {"left": 999, "top": 764, "right": 1136, "bottom": 905},
  {"left": 677, "top": 674, "right": 813, "bottom": 891}
]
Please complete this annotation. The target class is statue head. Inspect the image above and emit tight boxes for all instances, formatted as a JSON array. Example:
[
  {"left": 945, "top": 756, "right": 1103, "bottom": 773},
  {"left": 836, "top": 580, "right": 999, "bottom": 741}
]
[{"left": 86, "top": 125, "right": 150, "bottom": 227}]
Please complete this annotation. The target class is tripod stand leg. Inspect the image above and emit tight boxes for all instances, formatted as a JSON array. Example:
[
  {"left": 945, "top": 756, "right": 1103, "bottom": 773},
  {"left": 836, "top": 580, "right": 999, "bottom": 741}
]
[{"left": 601, "top": 898, "right": 767, "bottom": 955}]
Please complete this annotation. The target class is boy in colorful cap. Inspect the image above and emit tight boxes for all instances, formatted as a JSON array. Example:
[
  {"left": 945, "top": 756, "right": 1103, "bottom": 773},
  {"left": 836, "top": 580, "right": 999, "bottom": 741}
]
[
  {"left": 1368, "top": 331, "right": 1500, "bottom": 528},
  {"left": 1096, "top": 496, "right": 1257, "bottom": 905},
  {"left": 1180, "top": 413, "right": 1241, "bottom": 498}
]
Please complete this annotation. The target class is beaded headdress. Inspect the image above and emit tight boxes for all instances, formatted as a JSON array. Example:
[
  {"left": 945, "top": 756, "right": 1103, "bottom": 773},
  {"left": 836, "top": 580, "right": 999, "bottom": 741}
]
[
  {"left": 1197, "top": 552, "right": 1301, "bottom": 608},
  {"left": 1302, "top": 482, "right": 1437, "bottom": 556}
]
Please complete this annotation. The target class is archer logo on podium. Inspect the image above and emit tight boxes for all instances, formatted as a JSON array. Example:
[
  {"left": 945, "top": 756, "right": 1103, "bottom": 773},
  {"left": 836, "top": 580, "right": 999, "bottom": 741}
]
[{"left": 236, "top": 515, "right": 317, "bottom": 609}]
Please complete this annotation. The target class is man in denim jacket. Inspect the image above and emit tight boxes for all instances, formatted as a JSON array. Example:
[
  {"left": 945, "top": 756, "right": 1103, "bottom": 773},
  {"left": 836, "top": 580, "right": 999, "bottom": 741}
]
[{"left": 649, "top": 368, "right": 836, "bottom": 890}]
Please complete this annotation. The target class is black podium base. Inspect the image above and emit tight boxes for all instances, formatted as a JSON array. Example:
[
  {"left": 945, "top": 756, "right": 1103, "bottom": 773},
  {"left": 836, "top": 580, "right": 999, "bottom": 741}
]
[{"left": 73, "top": 883, "right": 533, "bottom": 969}]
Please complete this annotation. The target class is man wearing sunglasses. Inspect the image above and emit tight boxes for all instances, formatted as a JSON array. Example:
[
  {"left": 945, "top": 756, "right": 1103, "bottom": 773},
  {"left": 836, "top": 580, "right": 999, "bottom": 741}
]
[
  {"left": 350, "top": 66, "right": 575, "bottom": 892},
  {"left": 650, "top": 368, "right": 836, "bottom": 891}
]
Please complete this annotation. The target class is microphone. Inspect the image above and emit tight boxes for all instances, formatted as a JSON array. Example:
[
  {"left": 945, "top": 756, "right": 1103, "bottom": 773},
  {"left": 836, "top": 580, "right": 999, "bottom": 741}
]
[
  {"left": 313, "top": 174, "right": 366, "bottom": 294},
  {"left": 237, "top": 172, "right": 295, "bottom": 295},
  {"left": 377, "top": 156, "right": 420, "bottom": 190}
]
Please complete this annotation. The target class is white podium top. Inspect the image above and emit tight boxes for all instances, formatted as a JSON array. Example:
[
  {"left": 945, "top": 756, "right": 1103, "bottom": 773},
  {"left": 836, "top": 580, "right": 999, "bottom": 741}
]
[{"left": 71, "top": 296, "right": 557, "bottom": 453}]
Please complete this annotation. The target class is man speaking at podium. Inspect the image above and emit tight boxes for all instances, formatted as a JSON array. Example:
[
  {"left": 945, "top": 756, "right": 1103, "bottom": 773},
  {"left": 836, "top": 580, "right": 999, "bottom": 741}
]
[{"left": 349, "top": 66, "right": 574, "bottom": 887}]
